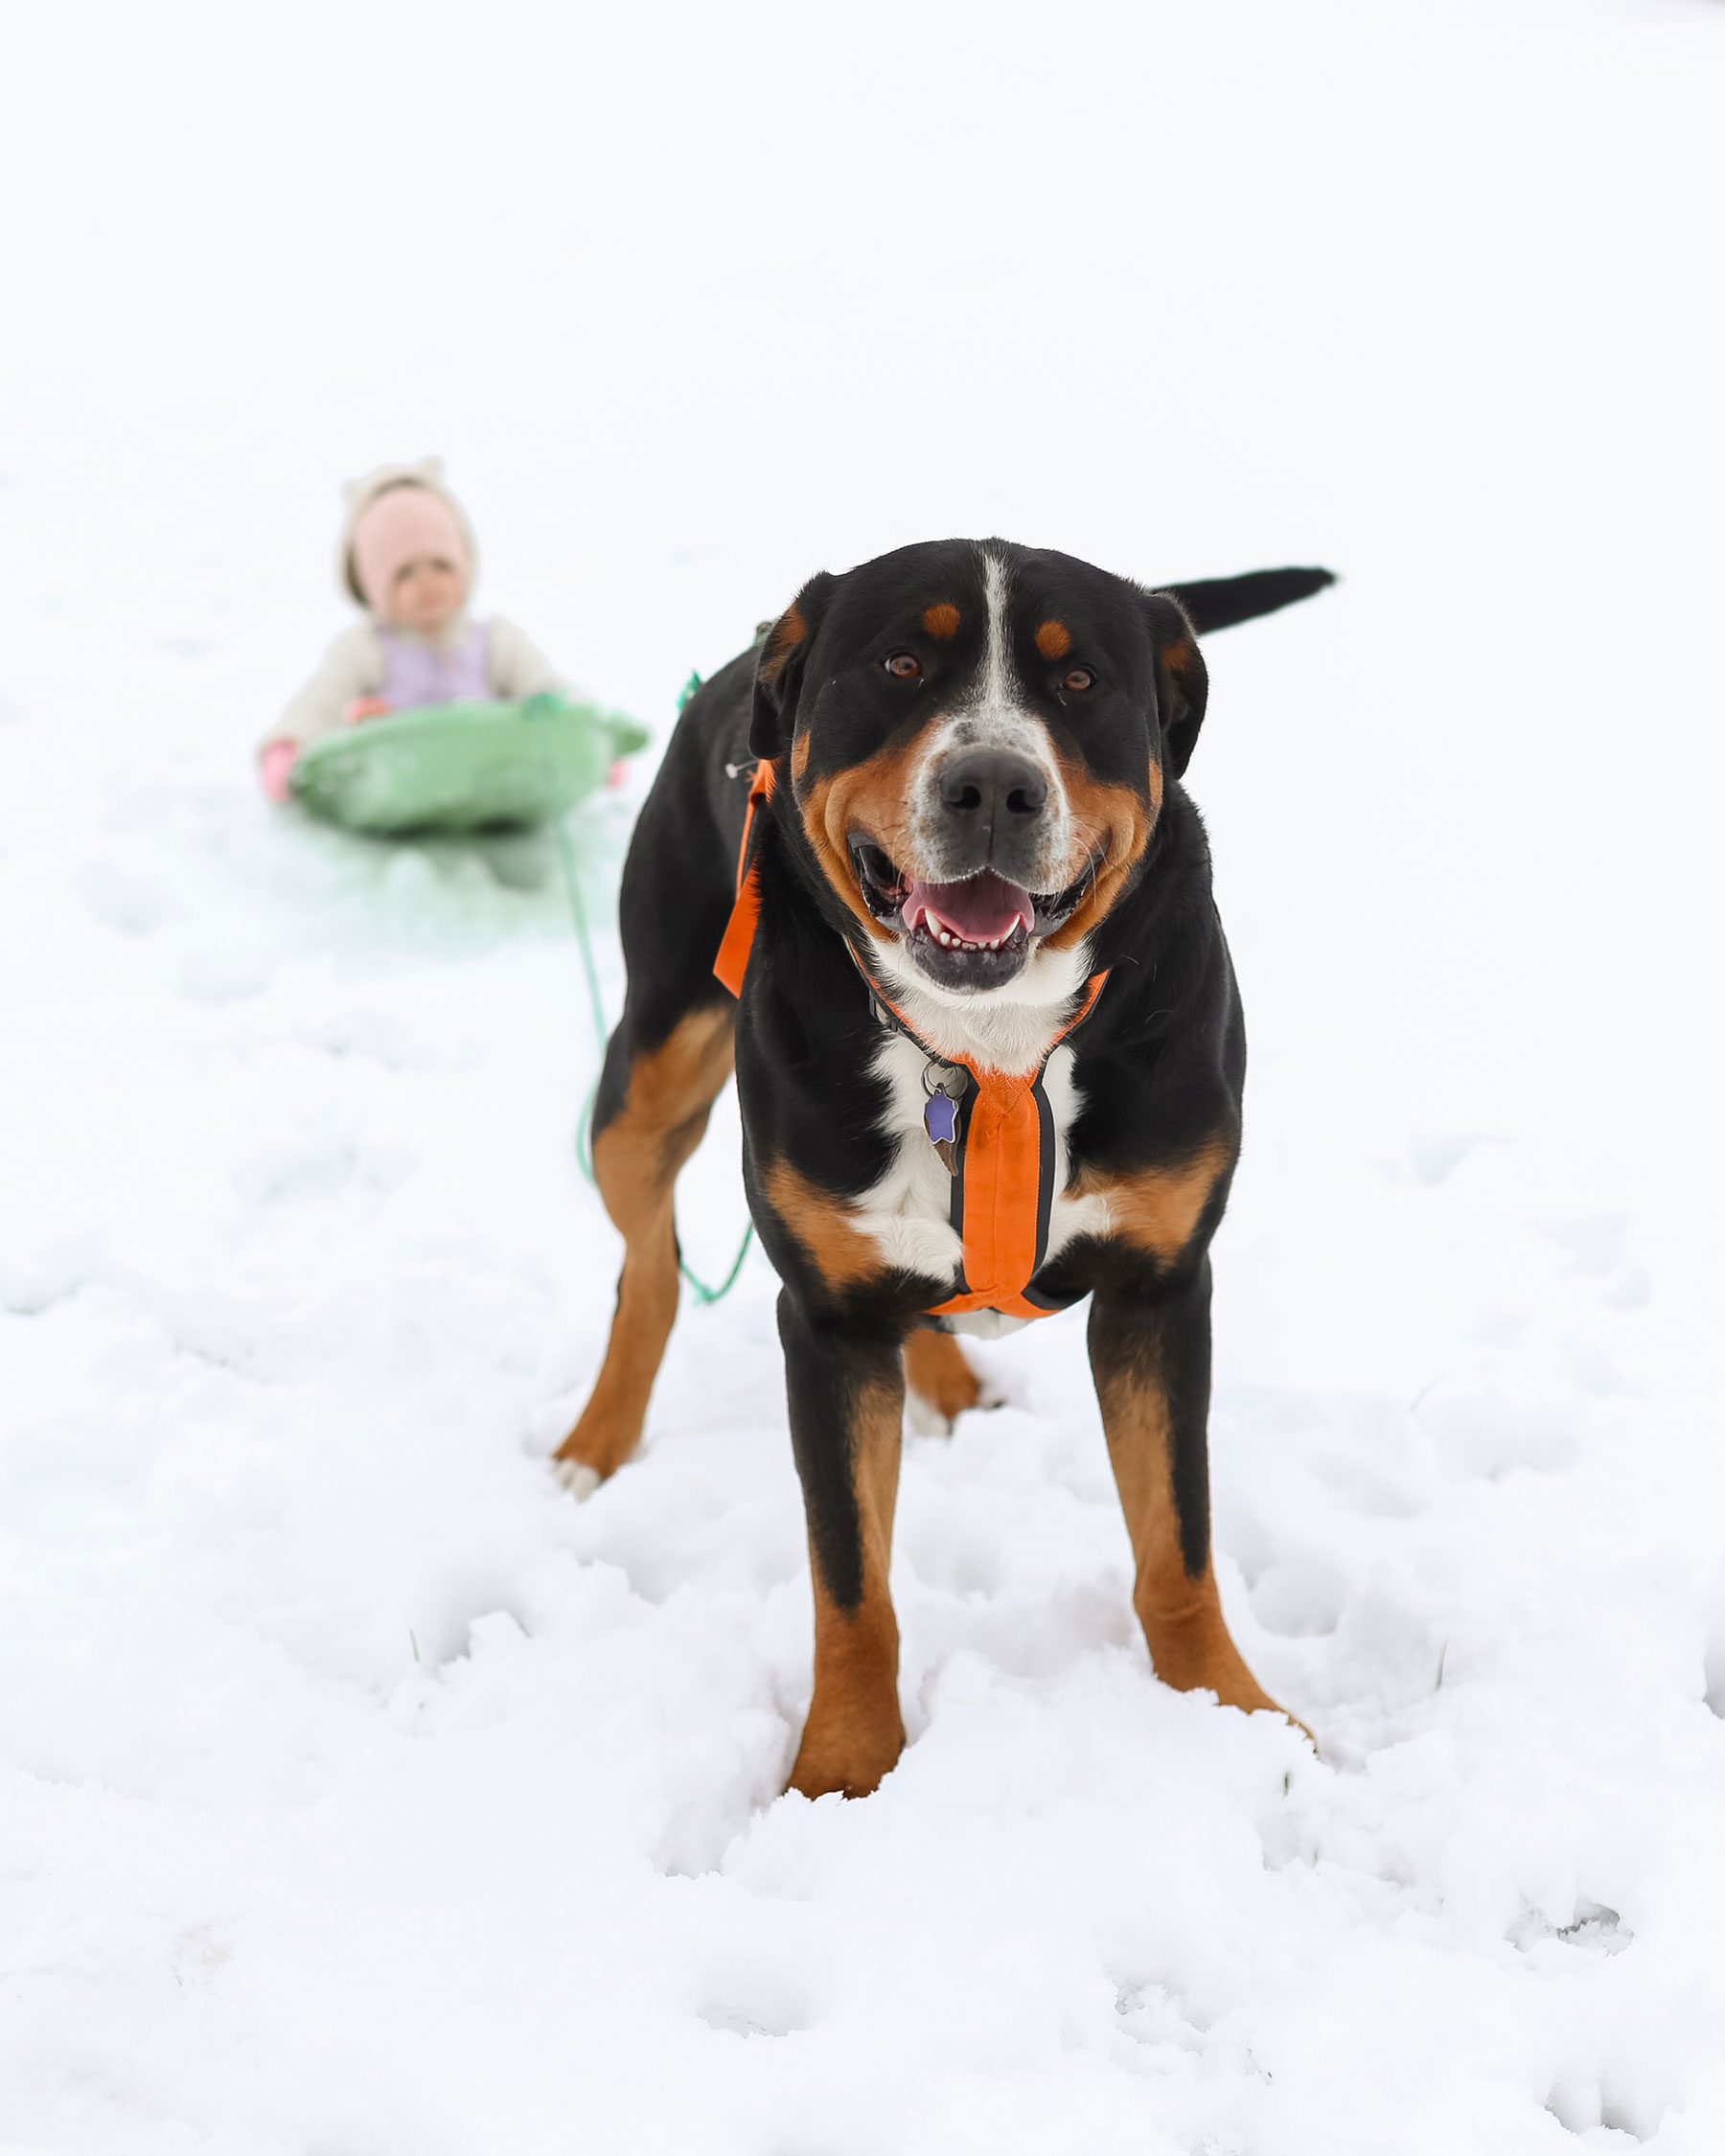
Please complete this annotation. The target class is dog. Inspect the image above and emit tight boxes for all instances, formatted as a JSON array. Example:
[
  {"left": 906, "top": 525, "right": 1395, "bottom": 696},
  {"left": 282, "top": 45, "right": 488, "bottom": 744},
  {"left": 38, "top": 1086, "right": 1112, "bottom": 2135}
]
[{"left": 555, "top": 541, "right": 1333, "bottom": 1796}]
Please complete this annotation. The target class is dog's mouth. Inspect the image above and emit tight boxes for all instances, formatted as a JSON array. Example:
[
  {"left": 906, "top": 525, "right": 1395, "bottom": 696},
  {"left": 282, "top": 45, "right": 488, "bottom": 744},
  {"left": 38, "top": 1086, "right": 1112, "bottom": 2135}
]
[{"left": 850, "top": 841, "right": 1095, "bottom": 989}]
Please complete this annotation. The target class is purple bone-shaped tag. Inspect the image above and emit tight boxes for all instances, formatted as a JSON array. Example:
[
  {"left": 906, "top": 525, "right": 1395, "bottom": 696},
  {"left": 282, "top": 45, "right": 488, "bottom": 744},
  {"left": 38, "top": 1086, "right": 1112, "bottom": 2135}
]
[{"left": 924, "top": 1089, "right": 958, "bottom": 1146}]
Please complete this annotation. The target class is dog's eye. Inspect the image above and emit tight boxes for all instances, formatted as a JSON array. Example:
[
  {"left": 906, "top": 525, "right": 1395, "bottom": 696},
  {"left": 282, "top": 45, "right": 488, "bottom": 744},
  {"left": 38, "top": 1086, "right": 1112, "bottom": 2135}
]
[
  {"left": 1063, "top": 665, "right": 1096, "bottom": 693},
  {"left": 884, "top": 652, "right": 922, "bottom": 680}
]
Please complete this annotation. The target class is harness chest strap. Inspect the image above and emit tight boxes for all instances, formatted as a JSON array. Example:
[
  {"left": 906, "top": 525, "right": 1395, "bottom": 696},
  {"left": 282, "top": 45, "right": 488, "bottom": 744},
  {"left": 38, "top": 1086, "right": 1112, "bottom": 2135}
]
[
  {"left": 859, "top": 961, "right": 1108, "bottom": 1321},
  {"left": 711, "top": 756, "right": 1108, "bottom": 1319}
]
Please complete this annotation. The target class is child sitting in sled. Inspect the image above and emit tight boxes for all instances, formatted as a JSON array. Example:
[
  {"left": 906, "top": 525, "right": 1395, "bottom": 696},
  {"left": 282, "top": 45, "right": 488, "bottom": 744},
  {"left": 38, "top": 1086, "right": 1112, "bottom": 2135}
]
[{"left": 258, "top": 459, "right": 565, "bottom": 800}]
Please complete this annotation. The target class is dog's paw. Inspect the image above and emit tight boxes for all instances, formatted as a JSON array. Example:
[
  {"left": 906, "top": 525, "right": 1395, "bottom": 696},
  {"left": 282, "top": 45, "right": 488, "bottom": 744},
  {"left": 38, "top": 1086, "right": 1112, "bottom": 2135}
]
[
  {"left": 906, "top": 1390, "right": 956, "bottom": 1439},
  {"left": 902, "top": 1330, "right": 1002, "bottom": 1438},
  {"left": 970, "top": 1366, "right": 1007, "bottom": 1413},
  {"left": 552, "top": 1457, "right": 601, "bottom": 1501}
]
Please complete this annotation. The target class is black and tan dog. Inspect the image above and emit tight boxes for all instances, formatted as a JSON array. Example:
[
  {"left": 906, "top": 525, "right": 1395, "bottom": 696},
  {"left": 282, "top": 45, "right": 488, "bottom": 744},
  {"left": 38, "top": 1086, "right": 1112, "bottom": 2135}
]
[{"left": 555, "top": 541, "right": 1332, "bottom": 1797}]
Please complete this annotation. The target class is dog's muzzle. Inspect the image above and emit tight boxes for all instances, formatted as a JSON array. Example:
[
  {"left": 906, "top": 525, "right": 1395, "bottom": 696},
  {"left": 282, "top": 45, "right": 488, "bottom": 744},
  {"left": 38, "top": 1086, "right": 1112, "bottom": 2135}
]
[{"left": 849, "top": 745, "right": 1091, "bottom": 991}]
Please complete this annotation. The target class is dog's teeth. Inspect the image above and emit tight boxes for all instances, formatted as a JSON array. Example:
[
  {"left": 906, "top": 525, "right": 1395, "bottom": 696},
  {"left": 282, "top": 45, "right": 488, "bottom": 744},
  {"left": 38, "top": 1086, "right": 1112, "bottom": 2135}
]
[{"left": 925, "top": 921, "right": 1020, "bottom": 955}]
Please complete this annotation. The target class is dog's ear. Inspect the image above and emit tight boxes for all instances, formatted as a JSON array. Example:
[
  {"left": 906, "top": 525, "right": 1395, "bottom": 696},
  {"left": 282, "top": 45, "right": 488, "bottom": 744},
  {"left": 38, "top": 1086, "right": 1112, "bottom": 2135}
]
[
  {"left": 1141, "top": 590, "right": 1209, "bottom": 779},
  {"left": 750, "top": 571, "right": 839, "bottom": 761}
]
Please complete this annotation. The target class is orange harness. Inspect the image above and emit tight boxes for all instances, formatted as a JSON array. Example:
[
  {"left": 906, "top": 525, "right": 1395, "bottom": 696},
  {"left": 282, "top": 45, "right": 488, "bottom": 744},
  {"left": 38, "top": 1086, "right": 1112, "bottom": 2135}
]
[
  {"left": 714, "top": 760, "right": 1109, "bottom": 1321},
  {"left": 711, "top": 756, "right": 779, "bottom": 1002}
]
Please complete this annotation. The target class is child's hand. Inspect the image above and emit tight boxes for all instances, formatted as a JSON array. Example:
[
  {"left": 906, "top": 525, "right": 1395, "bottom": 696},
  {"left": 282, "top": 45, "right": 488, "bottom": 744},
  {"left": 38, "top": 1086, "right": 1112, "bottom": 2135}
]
[
  {"left": 345, "top": 698, "right": 393, "bottom": 724},
  {"left": 258, "top": 741, "right": 297, "bottom": 803}
]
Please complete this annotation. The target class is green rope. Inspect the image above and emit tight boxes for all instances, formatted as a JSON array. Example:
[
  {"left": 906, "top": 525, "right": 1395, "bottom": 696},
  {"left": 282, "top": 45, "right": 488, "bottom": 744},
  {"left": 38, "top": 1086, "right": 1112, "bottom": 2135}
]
[{"left": 532, "top": 688, "right": 753, "bottom": 1306}]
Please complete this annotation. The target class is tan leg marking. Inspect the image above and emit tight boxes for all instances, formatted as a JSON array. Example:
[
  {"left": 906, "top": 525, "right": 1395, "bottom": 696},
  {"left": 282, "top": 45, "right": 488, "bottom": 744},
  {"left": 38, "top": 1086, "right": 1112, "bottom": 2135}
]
[
  {"left": 903, "top": 1328, "right": 981, "bottom": 1423},
  {"left": 1096, "top": 1360, "right": 1284, "bottom": 1717},
  {"left": 554, "top": 1004, "right": 736, "bottom": 1482},
  {"left": 790, "top": 1370, "right": 906, "bottom": 1799},
  {"left": 758, "top": 1158, "right": 886, "bottom": 1295},
  {"left": 1073, "top": 1138, "right": 1233, "bottom": 1267}
]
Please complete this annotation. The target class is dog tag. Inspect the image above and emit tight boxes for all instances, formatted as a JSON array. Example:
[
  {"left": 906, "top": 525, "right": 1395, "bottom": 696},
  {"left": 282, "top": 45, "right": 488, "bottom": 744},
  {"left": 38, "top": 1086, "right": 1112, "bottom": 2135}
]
[{"left": 925, "top": 1086, "right": 959, "bottom": 1177}]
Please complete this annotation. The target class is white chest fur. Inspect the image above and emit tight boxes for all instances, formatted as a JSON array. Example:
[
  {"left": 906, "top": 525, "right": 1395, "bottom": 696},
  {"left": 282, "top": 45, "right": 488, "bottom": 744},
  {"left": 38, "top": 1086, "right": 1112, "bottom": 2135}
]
[{"left": 848, "top": 1024, "right": 1114, "bottom": 1335}]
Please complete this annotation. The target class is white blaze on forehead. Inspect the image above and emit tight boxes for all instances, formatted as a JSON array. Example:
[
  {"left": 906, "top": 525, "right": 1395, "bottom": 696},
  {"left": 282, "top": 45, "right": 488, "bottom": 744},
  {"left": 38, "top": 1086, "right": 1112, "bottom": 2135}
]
[
  {"left": 964, "top": 548, "right": 1063, "bottom": 805},
  {"left": 979, "top": 547, "right": 1018, "bottom": 712},
  {"left": 904, "top": 546, "right": 1072, "bottom": 884}
]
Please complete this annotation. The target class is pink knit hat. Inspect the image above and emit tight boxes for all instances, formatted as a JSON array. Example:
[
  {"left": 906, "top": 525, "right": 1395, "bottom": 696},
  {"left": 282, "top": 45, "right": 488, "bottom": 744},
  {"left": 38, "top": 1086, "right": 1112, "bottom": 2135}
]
[{"left": 337, "top": 457, "right": 477, "bottom": 612}]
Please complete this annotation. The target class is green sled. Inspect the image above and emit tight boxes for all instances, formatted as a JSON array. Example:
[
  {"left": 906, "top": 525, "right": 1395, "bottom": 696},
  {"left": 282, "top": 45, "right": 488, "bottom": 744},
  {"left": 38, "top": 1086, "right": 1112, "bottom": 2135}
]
[{"left": 289, "top": 694, "right": 651, "bottom": 835}]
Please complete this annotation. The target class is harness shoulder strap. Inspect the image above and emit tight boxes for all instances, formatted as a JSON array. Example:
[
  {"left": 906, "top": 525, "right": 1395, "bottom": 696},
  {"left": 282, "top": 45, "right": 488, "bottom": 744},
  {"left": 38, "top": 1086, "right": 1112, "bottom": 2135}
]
[{"left": 713, "top": 759, "right": 777, "bottom": 998}]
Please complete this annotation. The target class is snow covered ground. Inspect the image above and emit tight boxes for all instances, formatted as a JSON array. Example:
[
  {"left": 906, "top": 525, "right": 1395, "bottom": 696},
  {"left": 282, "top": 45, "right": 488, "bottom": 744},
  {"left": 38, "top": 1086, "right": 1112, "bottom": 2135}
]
[{"left": 4, "top": 0, "right": 1725, "bottom": 2148}]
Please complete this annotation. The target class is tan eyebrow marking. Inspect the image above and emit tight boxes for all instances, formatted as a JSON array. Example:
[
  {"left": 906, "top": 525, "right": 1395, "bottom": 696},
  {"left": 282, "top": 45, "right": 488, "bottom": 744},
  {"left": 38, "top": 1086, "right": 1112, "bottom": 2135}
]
[
  {"left": 1035, "top": 619, "right": 1071, "bottom": 659},
  {"left": 921, "top": 603, "right": 960, "bottom": 640}
]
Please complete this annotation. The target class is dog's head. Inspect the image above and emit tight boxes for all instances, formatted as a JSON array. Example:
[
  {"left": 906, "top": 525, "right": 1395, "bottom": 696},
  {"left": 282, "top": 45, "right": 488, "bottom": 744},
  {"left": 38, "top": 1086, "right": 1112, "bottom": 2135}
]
[{"left": 751, "top": 538, "right": 1206, "bottom": 1000}]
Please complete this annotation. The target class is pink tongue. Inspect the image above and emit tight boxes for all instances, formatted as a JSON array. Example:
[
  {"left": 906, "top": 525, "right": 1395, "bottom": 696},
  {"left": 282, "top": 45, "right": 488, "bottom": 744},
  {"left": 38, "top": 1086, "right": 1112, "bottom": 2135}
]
[{"left": 904, "top": 869, "right": 1035, "bottom": 944}]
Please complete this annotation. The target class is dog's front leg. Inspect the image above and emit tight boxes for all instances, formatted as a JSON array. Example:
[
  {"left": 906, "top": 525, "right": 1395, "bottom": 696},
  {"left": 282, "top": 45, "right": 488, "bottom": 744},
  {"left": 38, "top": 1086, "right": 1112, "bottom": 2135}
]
[
  {"left": 1089, "top": 1265, "right": 1285, "bottom": 1719},
  {"left": 778, "top": 1290, "right": 907, "bottom": 1799}
]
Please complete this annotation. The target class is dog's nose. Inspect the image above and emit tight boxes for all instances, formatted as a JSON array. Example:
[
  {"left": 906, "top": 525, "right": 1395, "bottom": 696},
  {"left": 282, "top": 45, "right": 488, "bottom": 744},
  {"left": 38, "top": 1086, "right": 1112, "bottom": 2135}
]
[{"left": 937, "top": 750, "right": 1047, "bottom": 825}]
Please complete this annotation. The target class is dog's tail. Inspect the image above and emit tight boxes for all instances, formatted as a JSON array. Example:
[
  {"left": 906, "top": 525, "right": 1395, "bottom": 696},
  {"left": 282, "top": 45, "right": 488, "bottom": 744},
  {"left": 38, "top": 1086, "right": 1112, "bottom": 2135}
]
[{"left": 1162, "top": 565, "right": 1336, "bottom": 636}]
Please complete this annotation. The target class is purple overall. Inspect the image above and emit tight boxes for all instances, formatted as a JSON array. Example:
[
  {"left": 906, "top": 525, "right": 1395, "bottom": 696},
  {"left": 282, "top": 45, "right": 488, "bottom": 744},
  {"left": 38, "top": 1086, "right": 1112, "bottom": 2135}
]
[{"left": 377, "top": 620, "right": 492, "bottom": 708}]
